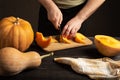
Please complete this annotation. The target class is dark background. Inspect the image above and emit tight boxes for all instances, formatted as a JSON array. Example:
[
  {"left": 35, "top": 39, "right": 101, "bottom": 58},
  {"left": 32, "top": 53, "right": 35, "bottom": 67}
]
[{"left": 0, "top": 0, "right": 119, "bottom": 37}]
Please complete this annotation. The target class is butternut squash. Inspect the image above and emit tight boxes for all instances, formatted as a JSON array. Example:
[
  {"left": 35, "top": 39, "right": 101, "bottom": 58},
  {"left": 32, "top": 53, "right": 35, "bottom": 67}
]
[{"left": 0, "top": 47, "right": 53, "bottom": 76}]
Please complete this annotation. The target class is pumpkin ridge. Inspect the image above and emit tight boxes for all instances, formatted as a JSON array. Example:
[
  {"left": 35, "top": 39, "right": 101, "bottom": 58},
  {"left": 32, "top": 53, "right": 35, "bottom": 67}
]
[
  {"left": 18, "top": 27, "right": 27, "bottom": 51},
  {"left": 0, "top": 25, "right": 12, "bottom": 48},
  {"left": 19, "top": 19, "right": 34, "bottom": 49},
  {"left": 7, "top": 24, "right": 18, "bottom": 49}
]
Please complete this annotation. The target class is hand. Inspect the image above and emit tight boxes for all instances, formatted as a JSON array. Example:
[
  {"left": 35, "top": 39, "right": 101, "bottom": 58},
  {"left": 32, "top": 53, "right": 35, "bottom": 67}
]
[
  {"left": 62, "top": 17, "right": 82, "bottom": 38},
  {"left": 47, "top": 6, "right": 63, "bottom": 30}
]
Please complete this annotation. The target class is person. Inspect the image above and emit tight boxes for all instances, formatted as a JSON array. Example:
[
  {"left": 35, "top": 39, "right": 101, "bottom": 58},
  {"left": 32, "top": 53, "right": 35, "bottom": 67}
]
[{"left": 38, "top": 0, "right": 105, "bottom": 38}]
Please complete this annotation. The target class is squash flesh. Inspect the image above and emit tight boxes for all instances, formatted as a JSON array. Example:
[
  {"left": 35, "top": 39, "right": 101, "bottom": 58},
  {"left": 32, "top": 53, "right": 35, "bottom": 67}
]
[
  {"left": 60, "top": 35, "right": 72, "bottom": 44},
  {"left": 35, "top": 32, "right": 52, "bottom": 48},
  {"left": 95, "top": 35, "right": 120, "bottom": 48},
  {"left": 74, "top": 33, "right": 86, "bottom": 44}
]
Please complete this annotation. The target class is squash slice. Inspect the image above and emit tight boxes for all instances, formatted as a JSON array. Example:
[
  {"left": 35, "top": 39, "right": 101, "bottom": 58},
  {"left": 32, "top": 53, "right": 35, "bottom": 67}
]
[
  {"left": 35, "top": 32, "right": 52, "bottom": 48},
  {"left": 60, "top": 35, "right": 72, "bottom": 44},
  {"left": 74, "top": 33, "right": 86, "bottom": 44}
]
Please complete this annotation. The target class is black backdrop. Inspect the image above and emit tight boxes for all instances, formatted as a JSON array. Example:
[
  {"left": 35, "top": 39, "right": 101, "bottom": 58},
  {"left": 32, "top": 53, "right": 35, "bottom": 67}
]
[{"left": 0, "top": 0, "right": 119, "bottom": 37}]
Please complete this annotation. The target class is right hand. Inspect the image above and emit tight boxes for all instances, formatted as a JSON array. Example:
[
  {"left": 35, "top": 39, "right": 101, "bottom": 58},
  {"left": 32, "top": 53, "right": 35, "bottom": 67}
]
[{"left": 47, "top": 6, "right": 63, "bottom": 30}]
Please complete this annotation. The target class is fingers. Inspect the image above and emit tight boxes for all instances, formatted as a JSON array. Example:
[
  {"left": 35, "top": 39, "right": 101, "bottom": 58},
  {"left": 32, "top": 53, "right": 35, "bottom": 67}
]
[
  {"left": 62, "top": 24, "right": 80, "bottom": 38},
  {"left": 59, "top": 14, "right": 63, "bottom": 26},
  {"left": 56, "top": 15, "right": 63, "bottom": 30},
  {"left": 62, "top": 25, "right": 72, "bottom": 37},
  {"left": 49, "top": 17, "right": 62, "bottom": 30},
  {"left": 54, "top": 17, "right": 62, "bottom": 30},
  {"left": 70, "top": 27, "right": 79, "bottom": 37},
  {"left": 48, "top": 10, "right": 63, "bottom": 30}
]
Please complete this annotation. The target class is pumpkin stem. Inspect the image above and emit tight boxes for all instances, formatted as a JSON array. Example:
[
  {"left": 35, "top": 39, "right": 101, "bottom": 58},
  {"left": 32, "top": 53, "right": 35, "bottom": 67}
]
[
  {"left": 41, "top": 52, "right": 54, "bottom": 59},
  {"left": 14, "top": 17, "right": 20, "bottom": 25}
]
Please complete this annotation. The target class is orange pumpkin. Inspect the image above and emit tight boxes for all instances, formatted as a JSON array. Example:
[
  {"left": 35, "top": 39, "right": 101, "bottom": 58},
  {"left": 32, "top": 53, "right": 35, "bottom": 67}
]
[{"left": 0, "top": 16, "right": 34, "bottom": 51}]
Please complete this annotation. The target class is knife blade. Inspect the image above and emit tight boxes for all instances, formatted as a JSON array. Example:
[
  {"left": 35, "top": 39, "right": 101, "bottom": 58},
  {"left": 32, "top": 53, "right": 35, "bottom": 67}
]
[{"left": 58, "top": 25, "right": 63, "bottom": 42}]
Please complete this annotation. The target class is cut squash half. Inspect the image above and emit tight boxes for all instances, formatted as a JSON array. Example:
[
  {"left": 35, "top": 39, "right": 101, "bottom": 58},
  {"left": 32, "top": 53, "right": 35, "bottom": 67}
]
[{"left": 94, "top": 35, "right": 120, "bottom": 56}]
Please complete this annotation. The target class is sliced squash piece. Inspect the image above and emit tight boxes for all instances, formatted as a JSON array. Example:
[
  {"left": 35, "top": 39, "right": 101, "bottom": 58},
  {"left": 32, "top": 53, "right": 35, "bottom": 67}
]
[
  {"left": 50, "top": 36, "right": 58, "bottom": 43},
  {"left": 74, "top": 33, "right": 86, "bottom": 44},
  {"left": 35, "top": 32, "right": 52, "bottom": 48},
  {"left": 60, "top": 35, "right": 72, "bottom": 44}
]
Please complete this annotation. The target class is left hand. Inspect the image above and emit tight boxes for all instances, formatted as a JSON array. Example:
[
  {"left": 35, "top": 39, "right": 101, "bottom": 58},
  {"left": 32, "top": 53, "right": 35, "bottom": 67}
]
[{"left": 62, "top": 17, "right": 82, "bottom": 38}]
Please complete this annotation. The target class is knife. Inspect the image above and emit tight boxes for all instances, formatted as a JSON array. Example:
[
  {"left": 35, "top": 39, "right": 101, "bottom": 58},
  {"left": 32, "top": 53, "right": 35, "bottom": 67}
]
[{"left": 58, "top": 25, "right": 63, "bottom": 42}]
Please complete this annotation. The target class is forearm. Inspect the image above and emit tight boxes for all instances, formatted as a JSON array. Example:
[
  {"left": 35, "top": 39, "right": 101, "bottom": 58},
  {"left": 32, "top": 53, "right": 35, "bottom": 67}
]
[
  {"left": 75, "top": 0, "right": 105, "bottom": 23},
  {"left": 38, "top": 0, "right": 57, "bottom": 12}
]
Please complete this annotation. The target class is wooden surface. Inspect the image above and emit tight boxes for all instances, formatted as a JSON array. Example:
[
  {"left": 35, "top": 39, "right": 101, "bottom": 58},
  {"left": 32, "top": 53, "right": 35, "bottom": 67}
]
[{"left": 43, "top": 36, "right": 93, "bottom": 52}]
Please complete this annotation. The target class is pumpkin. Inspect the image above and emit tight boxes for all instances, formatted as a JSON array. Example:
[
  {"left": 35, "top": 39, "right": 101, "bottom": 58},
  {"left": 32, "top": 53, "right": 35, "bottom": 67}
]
[
  {"left": 74, "top": 33, "right": 86, "bottom": 44},
  {"left": 0, "top": 47, "right": 53, "bottom": 76},
  {"left": 35, "top": 32, "right": 58, "bottom": 48},
  {"left": 0, "top": 16, "right": 34, "bottom": 51},
  {"left": 94, "top": 35, "right": 120, "bottom": 56}
]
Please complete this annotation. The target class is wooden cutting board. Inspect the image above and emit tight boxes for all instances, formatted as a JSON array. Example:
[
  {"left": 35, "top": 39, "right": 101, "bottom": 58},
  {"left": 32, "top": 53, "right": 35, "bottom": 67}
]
[{"left": 43, "top": 36, "right": 93, "bottom": 52}]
